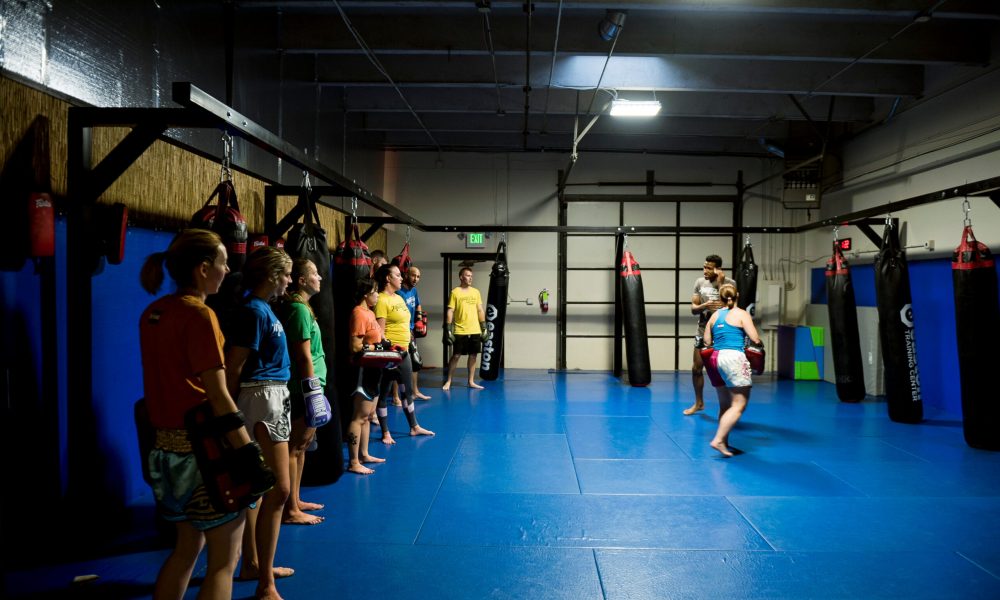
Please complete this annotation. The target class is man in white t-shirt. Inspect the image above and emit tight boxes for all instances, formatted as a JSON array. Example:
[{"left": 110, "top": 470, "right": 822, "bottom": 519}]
[{"left": 684, "top": 254, "right": 736, "bottom": 415}]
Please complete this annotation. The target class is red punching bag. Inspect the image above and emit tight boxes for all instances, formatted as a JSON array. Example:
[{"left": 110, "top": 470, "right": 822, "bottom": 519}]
[
  {"left": 28, "top": 192, "right": 55, "bottom": 257},
  {"left": 103, "top": 202, "right": 128, "bottom": 265}
]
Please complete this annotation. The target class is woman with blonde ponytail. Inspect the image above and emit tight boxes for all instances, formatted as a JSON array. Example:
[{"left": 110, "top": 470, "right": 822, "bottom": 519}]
[
  {"left": 273, "top": 258, "right": 327, "bottom": 525},
  {"left": 703, "top": 283, "right": 761, "bottom": 457}
]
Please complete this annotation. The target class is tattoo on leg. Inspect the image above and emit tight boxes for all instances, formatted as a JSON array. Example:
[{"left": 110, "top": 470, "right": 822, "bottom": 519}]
[{"left": 348, "top": 432, "right": 358, "bottom": 447}]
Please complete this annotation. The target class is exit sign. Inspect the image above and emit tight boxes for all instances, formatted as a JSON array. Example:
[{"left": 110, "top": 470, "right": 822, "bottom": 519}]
[{"left": 466, "top": 232, "right": 486, "bottom": 249}]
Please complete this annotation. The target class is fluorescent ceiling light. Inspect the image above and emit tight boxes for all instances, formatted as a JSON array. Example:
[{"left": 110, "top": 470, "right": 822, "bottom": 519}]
[{"left": 610, "top": 99, "right": 661, "bottom": 117}]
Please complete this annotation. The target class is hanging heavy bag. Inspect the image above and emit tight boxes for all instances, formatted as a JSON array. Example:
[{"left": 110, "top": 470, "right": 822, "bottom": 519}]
[
  {"left": 620, "top": 249, "right": 651, "bottom": 387},
  {"left": 874, "top": 221, "right": 923, "bottom": 423},
  {"left": 826, "top": 242, "right": 867, "bottom": 402},
  {"left": 391, "top": 242, "right": 412, "bottom": 272},
  {"left": 191, "top": 180, "right": 248, "bottom": 272},
  {"left": 735, "top": 241, "right": 758, "bottom": 316},
  {"left": 480, "top": 241, "right": 510, "bottom": 381},
  {"left": 952, "top": 225, "right": 1000, "bottom": 450},
  {"left": 333, "top": 222, "right": 373, "bottom": 435},
  {"left": 285, "top": 190, "right": 345, "bottom": 484}
]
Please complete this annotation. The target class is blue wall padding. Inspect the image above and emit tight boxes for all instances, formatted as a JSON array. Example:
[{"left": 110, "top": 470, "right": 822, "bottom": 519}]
[
  {"left": 91, "top": 227, "right": 176, "bottom": 505},
  {"left": 811, "top": 257, "right": 1000, "bottom": 418}
]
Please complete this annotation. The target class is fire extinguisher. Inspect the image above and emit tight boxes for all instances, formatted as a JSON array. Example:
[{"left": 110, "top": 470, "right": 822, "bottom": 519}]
[
  {"left": 538, "top": 288, "right": 550, "bottom": 314},
  {"left": 28, "top": 192, "right": 55, "bottom": 257}
]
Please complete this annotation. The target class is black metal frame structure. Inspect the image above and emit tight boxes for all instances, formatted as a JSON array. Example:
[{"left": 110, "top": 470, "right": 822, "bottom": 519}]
[
  {"left": 554, "top": 170, "right": 745, "bottom": 372},
  {"left": 64, "top": 82, "right": 422, "bottom": 501}
]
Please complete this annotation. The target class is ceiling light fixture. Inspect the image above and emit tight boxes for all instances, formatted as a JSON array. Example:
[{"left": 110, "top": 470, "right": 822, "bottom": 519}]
[
  {"left": 610, "top": 99, "right": 661, "bottom": 117},
  {"left": 598, "top": 10, "right": 627, "bottom": 41}
]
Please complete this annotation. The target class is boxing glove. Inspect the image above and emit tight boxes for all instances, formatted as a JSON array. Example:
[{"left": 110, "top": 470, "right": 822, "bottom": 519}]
[
  {"left": 700, "top": 347, "right": 725, "bottom": 388},
  {"left": 300, "top": 376, "right": 331, "bottom": 428},
  {"left": 745, "top": 340, "right": 765, "bottom": 376},
  {"left": 413, "top": 310, "right": 428, "bottom": 338},
  {"left": 232, "top": 440, "right": 277, "bottom": 499},
  {"left": 444, "top": 323, "right": 456, "bottom": 345},
  {"left": 479, "top": 321, "right": 489, "bottom": 342}
]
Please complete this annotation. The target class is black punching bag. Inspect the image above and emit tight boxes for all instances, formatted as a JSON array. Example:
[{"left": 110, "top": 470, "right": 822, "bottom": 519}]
[
  {"left": 333, "top": 222, "right": 372, "bottom": 436},
  {"left": 826, "top": 242, "right": 867, "bottom": 402},
  {"left": 286, "top": 192, "right": 345, "bottom": 484},
  {"left": 620, "top": 249, "right": 651, "bottom": 387},
  {"left": 875, "top": 221, "right": 923, "bottom": 423},
  {"left": 952, "top": 225, "right": 1000, "bottom": 450},
  {"left": 480, "top": 241, "right": 509, "bottom": 381},
  {"left": 735, "top": 240, "right": 758, "bottom": 316}
]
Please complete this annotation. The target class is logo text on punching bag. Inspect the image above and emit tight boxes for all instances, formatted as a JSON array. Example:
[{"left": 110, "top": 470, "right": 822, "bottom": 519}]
[
  {"left": 900, "top": 303, "right": 922, "bottom": 402},
  {"left": 481, "top": 304, "right": 499, "bottom": 370}
]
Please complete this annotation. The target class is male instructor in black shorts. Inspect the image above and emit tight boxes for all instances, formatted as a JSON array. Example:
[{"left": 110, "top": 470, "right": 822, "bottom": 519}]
[{"left": 684, "top": 254, "right": 735, "bottom": 415}]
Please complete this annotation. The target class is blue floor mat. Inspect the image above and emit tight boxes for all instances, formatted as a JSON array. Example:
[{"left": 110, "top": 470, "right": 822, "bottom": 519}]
[{"left": 7, "top": 371, "right": 1000, "bottom": 599}]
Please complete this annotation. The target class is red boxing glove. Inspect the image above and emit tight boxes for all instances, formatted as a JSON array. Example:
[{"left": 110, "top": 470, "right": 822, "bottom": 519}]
[{"left": 700, "top": 347, "right": 725, "bottom": 387}]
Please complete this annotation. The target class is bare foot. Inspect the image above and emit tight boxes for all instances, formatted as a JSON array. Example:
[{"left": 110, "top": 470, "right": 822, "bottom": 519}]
[
  {"left": 282, "top": 510, "right": 324, "bottom": 525},
  {"left": 381, "top": 435, "right": 396, "bottom": 445},
  {"left": 348, "top": 463, "right": 375, "bottom": 475},
  {"left": 238, "top": 565, "right": 295, "bottom": 581},
  {"left": 255, "top": 584, "right": 284, "bottom": 600},
  {"left": 411, "top": 426, "right": 435, "bottom": 437},
  {"left": 468, "top": 381, "right": 484, "bottom": 390},
  {"left": 683, "top": 402, "right": 704, "bottom": 416},
  {"left": 361, "top": 454, "right": 386, "bottom": 464},
  {"left": 442, "top": 381, "right": 451, "bottom": 391},
  {"left": 414, "top": 391, "right": 431, "bottom": 400},
  {"left": 710, "top": 439, "right": 734, "bottom": 457},
  {"left": 299, "top": 500, "right": 324, "bottom": 512},
  {"left": 391, "top": 397, "right": 402, "bottom": 406}
]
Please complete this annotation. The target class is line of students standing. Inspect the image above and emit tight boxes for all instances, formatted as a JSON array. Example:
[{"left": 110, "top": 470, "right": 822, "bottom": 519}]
[{"left": 138, "top": 232, "right": 439, "bottom": 600}]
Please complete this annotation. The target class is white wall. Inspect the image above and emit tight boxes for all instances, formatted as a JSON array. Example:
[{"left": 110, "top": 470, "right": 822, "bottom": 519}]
[
  {"left": 804, "top": 68, "right": 1000, "bottom": 269},
  {"left": 379, "top": 150, "right": 785, "bottom": 371}
]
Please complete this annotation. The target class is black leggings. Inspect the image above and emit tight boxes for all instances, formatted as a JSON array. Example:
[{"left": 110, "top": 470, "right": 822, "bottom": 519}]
[{"left": 376, "top": 352, "right": 419, "bottom": 431}]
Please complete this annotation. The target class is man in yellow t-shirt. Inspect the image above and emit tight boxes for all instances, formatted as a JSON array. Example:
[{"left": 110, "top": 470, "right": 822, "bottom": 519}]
[{"left": 443, "top": 266, "right": 486, "bottom": 390}]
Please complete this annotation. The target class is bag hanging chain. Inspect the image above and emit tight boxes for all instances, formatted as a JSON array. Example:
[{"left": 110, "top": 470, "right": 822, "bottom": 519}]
[
  {"left": 962, "top": 197, "right": 972, "bottom": 227},
  {"left": 301, "top": 169, "right": 312, "bottom": 194},
  {"left": 744, "top": 233, "right": 751, "bottom": 248},
  {"left": 220, "top": 132, "right": 233, "bottom": 183},
  {"left": 406, "top": 225, "right": 411, "bottom": 243},
  {"left": 350, "top": 197, "right": 359, "bottom": 225},
  {"left": 832, "top": 225, "right": 839, "bottom": 242},
  {"left": 885, "top": 212, "right": 893, "bottom": 229}
]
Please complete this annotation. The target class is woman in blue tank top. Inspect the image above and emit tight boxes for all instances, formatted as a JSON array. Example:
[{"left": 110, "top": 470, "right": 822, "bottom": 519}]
[{"left": 703, "top": 283, "right": 761, "bottom": 457}]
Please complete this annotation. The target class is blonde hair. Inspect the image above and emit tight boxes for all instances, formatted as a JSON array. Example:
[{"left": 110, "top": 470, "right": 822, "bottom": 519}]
[
  {"left": 140, "top": 229, "right": 223, "bottom": 294},
  {"left": 719, "top": 283, "right": 739, "bottom": 309},
  {"left": 282, "top": 257, "right": 316, "bottom": 318},
  {"left": 242, "top": 246, "right": 292, "bottom": 290}
]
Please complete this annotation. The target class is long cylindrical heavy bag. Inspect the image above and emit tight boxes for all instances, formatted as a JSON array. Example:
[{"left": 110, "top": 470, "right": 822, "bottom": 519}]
[
  {"left": 332, "top": 223, "right": 372, "bottom": 436},
  {"left": 480, "top": 242, "right": 509, "bottom": 381},
  {"left": 286, "top": 192, "right": 344, "bottom": 484},
  {"left": 875, "top": 223, "right": 923, "bottom": 423},
  {"left": 952, "top": 225, "right": 1000, "bottom": 450},
  {"left": 735, "top": 242, "right": 758, "bottom": 316},
  {"left": 620, "top": 250, "right": 651, "bottom": 387},
  {"left": 826, "top": 243, "right": 866, "bottom": 402}
]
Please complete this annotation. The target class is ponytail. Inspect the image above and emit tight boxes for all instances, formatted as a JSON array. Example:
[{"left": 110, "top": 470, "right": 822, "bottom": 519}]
[
  {"left": 140, "top": 252, "right": 168, "bottom": 294},
  {"left": 719, "top": 283, "right": 738, "bottom": 309}
]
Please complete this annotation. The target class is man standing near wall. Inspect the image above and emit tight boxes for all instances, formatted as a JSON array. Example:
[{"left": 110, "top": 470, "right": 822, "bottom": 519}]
[
  {"left": 684, "top": 254, "right": 735, "bottom": 415},
  {"left": 443, "top": 267, "right": 487, "bottom": 391},
  {"left": 398, "top": 265, "right": 431, "bottom": 400}
]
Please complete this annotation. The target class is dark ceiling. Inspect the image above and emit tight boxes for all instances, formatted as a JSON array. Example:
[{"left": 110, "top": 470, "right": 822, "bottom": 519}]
[{"left": 236, "top": 0, "right": 1000, "bottom": 160}]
